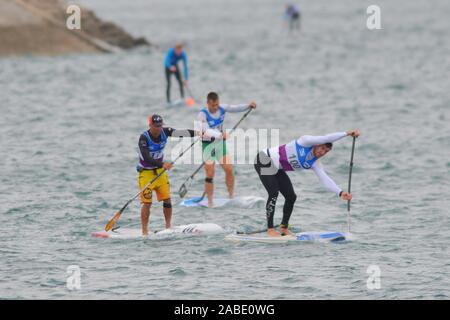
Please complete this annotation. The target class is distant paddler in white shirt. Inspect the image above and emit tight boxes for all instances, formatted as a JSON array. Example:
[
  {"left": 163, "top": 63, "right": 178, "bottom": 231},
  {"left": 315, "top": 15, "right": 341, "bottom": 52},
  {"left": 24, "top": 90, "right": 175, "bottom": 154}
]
[
  {"left": 254, "top": 130, "right": 361, "bottom": 237},
  {"left": 197, "top": 92, "right": 257, "bottom": 208}
]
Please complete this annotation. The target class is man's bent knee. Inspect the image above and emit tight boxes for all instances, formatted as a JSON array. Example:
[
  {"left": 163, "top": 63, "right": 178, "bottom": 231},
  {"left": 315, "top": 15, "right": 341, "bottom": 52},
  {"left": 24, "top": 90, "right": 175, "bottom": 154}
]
[
  {"left": 205, "top": 177, "right": 213, "bottom": 184},
  {"left": 163, "top": 201, "right": 172, "bottom": 208},
  {"left": 286, "top": 193, "right": 297, "bottom": 203}
]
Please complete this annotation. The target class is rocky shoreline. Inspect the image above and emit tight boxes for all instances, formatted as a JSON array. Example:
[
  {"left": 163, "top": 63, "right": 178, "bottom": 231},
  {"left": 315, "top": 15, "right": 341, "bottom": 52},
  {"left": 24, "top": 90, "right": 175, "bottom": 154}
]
[{"left": 0, "top": 0, "right": 149, "bottom": 56}]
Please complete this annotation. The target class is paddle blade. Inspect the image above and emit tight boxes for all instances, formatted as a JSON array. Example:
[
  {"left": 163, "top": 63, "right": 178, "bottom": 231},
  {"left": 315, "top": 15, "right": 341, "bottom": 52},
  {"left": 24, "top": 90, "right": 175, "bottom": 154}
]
[
  {"left": 104, "top": 211, "right": 122, "bottom": 232},
  {"left": 185, "top": 97, "right": 195, "bottom": 107},
  {"left": 178, "top": 183, "right": 188, "bottom": 198},
  {"left": 191, "top": 195, "right": 206, "bottom": 203}
]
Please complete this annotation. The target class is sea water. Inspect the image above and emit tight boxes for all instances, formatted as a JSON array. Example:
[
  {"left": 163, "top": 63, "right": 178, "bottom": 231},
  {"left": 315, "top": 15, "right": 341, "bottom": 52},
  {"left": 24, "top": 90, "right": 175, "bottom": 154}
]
[{"left": 0, "top": 0, "right": 449, "bottom": 299}]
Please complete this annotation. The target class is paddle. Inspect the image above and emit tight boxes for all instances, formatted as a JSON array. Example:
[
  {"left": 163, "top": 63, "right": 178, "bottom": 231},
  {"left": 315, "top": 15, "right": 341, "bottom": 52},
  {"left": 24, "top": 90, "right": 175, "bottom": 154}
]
[
  {"left": 178, "top": 107, "right": 254, "bottom": 200},
  {"left": 104, "top": 137, "right": 201, "bottom": 232},
  {"left": 178, "top": 163, "right": 205, "bottom": 199},
  {"left": 346, "top": 136, "right": 356, "bottom": 232}
]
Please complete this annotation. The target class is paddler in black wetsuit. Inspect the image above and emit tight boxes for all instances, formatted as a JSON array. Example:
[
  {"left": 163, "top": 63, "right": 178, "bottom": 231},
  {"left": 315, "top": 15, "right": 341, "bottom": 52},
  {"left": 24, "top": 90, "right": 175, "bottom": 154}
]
[{"left": 137, "top": 114, "right": 197, "bottom": 235}]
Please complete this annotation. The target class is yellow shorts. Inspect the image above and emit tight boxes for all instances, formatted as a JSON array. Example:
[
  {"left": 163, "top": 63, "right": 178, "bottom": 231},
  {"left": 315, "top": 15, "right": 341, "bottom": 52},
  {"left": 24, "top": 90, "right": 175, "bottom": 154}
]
[{"left": 138, "top": 168, "right": 171, "bottom": 204}]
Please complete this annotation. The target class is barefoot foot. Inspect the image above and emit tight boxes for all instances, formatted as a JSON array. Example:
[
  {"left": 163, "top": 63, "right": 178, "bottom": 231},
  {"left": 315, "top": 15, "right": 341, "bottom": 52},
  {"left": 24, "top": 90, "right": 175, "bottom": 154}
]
[
  {"left": 280, "top": 227, "right": 293, "bottom": 236},
  {"left": 267, "top": 228, "right": 281, "bottom": 237}
]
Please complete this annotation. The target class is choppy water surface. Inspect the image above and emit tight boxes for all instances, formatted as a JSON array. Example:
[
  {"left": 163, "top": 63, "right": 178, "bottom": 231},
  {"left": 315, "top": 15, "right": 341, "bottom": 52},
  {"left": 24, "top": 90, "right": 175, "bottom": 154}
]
[{"left": 1, "top": 0, "right": 449, "bottom": 299}]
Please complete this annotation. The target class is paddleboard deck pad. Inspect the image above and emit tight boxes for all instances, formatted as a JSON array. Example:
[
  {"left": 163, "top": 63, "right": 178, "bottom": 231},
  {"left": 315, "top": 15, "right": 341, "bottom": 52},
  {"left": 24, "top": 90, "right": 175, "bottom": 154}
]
[
  {"left": 226, "top": 231, "right": 348, "bottom": 243},
  {"left": 92, "top": 223, "right": 224, "bottom": 239}
]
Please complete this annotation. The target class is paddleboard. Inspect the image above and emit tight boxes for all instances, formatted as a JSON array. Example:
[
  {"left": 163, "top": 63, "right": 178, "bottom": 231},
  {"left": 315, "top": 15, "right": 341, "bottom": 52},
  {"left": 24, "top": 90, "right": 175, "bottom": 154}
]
[
  {"left": 165, "top": 99, "right": 186, "bottom": 107},
  {"left": 225, "top": 233, "right": 296, "bottom": 243},
  {"left": 225, "top": 231, "right": 348, "bottom": 243},
  {"left": 179, "top": 197, "right": 231, "bottom": 208},
  {"left": 296, "top": 231, "right": 347, "bottom": 242},
  {"left": 92, "top": 223, "right": 224, "bottom": 239},
  {"left": 179, "top": 196, "right": 265, "bottom": 208}
]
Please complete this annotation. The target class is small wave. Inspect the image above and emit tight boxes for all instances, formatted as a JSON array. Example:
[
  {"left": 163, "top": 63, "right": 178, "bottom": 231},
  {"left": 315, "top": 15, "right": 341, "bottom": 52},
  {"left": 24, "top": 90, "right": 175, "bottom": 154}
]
[
  {"left": 204, "top": 247, "right": 229, "bottom": 255},
  {"left": 229, "top": 196, "right": 265, "bottom": 208},
  {"left": 169, "top": 267, "right": 187, "bottom": 276}
]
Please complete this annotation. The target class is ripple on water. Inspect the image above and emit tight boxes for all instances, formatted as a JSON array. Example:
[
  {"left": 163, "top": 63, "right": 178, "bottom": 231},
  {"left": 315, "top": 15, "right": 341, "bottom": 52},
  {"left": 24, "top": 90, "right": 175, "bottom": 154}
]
[
  {"left": 169, "top": 267, "right": 187, "bottom": 277},
  {"left": 204, "top": 247, "right": 229, "bottom": 255}
]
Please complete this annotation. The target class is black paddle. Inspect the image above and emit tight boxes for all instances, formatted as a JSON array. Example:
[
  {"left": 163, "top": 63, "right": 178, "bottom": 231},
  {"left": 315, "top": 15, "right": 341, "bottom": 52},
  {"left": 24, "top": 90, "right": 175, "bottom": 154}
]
[{"left": 346, "top": 136, "right": 356, "bottom": 232}]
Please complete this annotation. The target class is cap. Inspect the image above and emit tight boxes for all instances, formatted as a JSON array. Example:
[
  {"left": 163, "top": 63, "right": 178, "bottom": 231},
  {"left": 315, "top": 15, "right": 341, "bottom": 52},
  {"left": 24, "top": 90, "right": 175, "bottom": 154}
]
[{"left": 149, "top": 114, "right": 163, "bottom": 127}]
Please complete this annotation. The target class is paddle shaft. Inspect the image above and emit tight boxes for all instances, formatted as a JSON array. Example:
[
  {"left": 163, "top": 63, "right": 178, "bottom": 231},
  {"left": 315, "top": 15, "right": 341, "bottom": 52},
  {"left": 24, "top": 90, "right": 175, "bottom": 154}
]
[
  {"left": 185, "top": 85, "right": 196, "bottom": 100},
  {"left": 346, "top": 136, "right": 356, "bottom": 232},
  {"left": 179, "top": 108, "right": 253, "bottom": 197}
]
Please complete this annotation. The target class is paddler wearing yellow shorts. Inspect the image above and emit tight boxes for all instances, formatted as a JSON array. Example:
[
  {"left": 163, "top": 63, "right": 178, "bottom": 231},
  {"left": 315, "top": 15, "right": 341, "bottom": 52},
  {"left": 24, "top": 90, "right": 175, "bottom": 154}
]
[{"left": 137, "top": 114, "right": 196, "bottom": 235}]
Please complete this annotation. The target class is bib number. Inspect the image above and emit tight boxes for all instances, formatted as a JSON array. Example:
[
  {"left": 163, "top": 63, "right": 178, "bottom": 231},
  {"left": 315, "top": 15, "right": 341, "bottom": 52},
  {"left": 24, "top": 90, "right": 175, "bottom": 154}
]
[
  {"left": 150, "top": 151, "right": 163, "bottom": 159},
  {"left": 288, "top": 154, "right": 302, "bottom": 169}
]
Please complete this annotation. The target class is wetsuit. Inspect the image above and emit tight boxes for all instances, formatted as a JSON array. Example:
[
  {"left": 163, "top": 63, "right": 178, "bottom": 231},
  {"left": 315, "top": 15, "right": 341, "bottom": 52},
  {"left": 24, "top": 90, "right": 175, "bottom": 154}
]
[
  {"left": 164, "top": 48, "right": 188, "bottom": 103},
  {"left": 254, "top": 132, "right": 347, "bottom": 229}
]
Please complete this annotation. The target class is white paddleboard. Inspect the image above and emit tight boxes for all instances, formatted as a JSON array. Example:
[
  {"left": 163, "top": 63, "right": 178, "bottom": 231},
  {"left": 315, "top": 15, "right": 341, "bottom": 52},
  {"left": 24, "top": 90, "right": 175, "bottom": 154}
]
[
  {"left": 179, "top": 196, "right": 265, "bottom": 208},
  {"left": 226, "top": 233, "right": 296, "bottom": 243},
  {"left": 225, "top": 231, "right": 348, "bottom": 243},
  {"left": 92, "top": 223, "right": 224, "bottom": 239},
  {"left": 179, "top": 197, "right": 232, "bottom": 208}
]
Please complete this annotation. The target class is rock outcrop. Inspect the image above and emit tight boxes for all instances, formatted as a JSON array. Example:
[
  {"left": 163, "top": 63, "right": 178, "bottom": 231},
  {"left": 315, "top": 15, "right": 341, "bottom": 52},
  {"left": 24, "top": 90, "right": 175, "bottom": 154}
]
[{"left": 0, "top": 0, "right": 149, "bottom": 56}]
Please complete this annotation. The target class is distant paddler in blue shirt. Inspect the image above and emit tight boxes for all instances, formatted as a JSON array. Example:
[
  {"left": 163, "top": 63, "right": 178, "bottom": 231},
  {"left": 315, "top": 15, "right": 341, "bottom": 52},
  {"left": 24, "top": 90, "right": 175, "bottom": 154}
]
[{"left": 164, "top": 43, "right": 189, "bottom": 104}]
